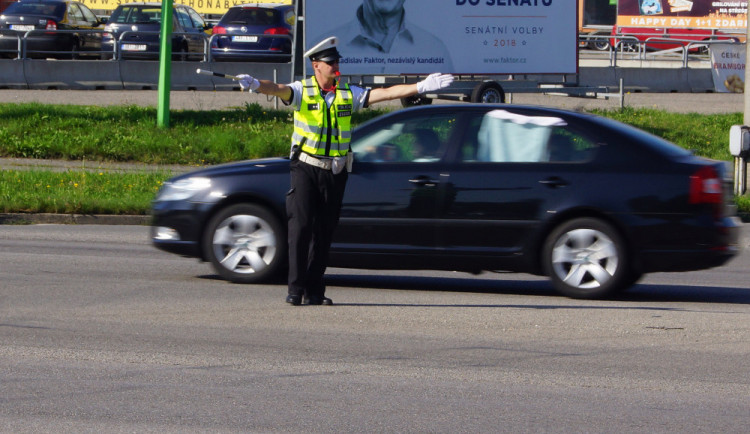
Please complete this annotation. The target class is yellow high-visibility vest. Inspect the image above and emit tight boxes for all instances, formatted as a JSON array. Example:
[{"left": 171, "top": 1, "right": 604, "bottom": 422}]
[{"left": 292, "top": 77, "right": 353, "bottom": 157}]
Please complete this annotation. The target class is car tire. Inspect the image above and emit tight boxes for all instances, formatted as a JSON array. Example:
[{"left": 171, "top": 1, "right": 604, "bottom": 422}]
[
  {"left": 471, "top": 81, "right": 505, "bottom": 104},
  {"left": 591, "top": 40, "right": 610, "bottom": 51},
  {"left": 542, "top": 218, "right": 630, "bottom": 299},
  {"left": 587, "top": 31, "right": 610, "bottom": 51},
  {"left": 203, "top": 204, "right": 287, "bottom": 284}
]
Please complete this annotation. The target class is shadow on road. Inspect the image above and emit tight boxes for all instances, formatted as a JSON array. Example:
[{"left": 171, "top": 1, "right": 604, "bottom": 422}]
[{"left": 198, "top": 271, "right": 750, "bottom": 306}]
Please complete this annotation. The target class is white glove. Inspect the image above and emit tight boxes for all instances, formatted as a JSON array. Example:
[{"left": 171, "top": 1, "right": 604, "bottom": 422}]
[
  {"left": 416, "top": 73, "right": 454, "bottom": 94},
  {"left": 236, "top": 74, "right": 260, "bottom": 92}
]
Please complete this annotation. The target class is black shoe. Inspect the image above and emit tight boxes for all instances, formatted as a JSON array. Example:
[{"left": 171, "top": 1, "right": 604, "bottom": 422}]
[
  {"left": 304, "top": 296, "right": 333, "bottom": 306},
  {"left": 286, "top": 295, "right": 302, "bottom": 305}
]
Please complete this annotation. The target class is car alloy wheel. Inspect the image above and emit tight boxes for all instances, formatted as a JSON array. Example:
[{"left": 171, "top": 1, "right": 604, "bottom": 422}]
[
  {"left": 543, "top": 218, "right": 629, "bottom": 299},
  {"left": 203, "top": 204, "right": 286, "bottom": 283}
]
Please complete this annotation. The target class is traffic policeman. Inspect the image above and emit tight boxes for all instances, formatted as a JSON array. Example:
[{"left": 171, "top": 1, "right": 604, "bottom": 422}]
[{"left": 236, "top": 36, "right": 453, "bottom": 306}]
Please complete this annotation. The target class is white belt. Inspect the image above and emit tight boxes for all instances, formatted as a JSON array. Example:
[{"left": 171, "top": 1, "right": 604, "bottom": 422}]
[{"left": 299, "top": 152, "right": 333, "bottom": 170}]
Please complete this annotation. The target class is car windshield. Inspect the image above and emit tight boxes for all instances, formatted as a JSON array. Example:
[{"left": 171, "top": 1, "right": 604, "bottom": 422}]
[
  {"left": 4, "top": 2, "right": 65, "bottom": 19},
  {"left": 221, "top": 7, "right": 280, "bottom": 25},
  {"left": 110, "top": 6, "right": 162, "bottom": 24}
]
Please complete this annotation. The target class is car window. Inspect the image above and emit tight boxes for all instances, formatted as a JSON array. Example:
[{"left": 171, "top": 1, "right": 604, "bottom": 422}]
[
  {"left": 79, "top": 4, "right": 98, "bottom": 24},
  {"left": 352, "top": 113, "right": 458, "bottom": 163},
  {"left": 459, "top": 110, "right": 594, "bottom": 163},
  {"left": 175, "top": 8, "right": 193, "bottom": 30},
  {"left": 284, "top": 9, "right": 295, "bottom": 27},
  {"left": 5, "top": 2, "right": 65, "bottom": 19},
  {"left": 111, "top": 6, "right": 160, "bottom": 24},
  {"left": 67, "top": 3, "right": 83, "bottom": 23},
  {"left": 544, "top": 129, "right": 596, "bottom": 162},
  {"left": 187, "top": 8, "right": 205, "bottom": 29},
  {"left": 220, "top": 7, "right": 289, "bottom": 26}
]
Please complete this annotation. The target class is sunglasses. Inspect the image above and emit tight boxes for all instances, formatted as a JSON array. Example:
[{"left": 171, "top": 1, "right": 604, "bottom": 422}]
[{"left": 322, "top": 59, "right": 340, "bottom": 66}]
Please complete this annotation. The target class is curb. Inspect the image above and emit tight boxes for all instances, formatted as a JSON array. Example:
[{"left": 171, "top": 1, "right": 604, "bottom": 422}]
[{"left": 0, "top": 213, "right": 150, "bottom": 225}]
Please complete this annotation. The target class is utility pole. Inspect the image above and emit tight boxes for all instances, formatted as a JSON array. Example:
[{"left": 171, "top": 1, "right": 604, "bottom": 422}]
[
  {"left": 745, "top": 14, "right": 750, "bottom": 127},
  {"left": 738, "top": 14, "right": 750, "bottom": 195},
  {"left": 157, "top": 0, "right": 174, "bottom": 128}
]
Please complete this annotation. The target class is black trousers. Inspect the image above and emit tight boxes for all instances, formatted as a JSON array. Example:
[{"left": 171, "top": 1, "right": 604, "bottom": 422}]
[{"left": 286, "top": 159, "right": 348, "bottom": 298}]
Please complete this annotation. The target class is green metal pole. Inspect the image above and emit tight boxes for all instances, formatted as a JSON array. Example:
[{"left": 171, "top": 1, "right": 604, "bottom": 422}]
[{"left": 157, "top": 0, "right": 174, "bottom": 128}]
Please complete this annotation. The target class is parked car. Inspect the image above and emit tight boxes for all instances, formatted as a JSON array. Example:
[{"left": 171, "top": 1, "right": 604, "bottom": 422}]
[
  {"left": 0, "top": 0, "right": 16, "bottom": 14},
  {"left": 610, "top": 25, "right": 740, "bottom": 53},
  {"left": 101, "top": 2, "right": 211, "bottom": 60},
  {"left": 210, "top": 3, "right": 293, "bottom": 62},
  {"left": 150, "top": 104, "right": 741, "bottom": 299},
  {"left": 0, "top": 0, "right": 105, "bottom": 59}
]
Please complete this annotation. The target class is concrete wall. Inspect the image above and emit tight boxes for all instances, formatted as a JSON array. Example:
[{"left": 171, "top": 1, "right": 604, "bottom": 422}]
[
  {"left": 0, "top": 59, "right": 293, "bottom": 91},
  {"left": 577, "top": 66, "right": 716, "bottom": 93},
  {"left": 0, "top": 59, "right": 717, "bottom": 93}
]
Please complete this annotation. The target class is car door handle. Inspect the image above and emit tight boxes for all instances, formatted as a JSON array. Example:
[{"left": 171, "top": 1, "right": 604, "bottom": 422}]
[
  {"left": 539, "top": 176, "right": 569, "bottom": 188},
  {"left": 409, "top": 176, "right": 440, "bottom": 187}
]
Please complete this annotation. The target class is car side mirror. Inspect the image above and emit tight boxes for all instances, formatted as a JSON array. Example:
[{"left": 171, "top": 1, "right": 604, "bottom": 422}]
[{"left": 99, "top": 17, "right": 108, "bottom": 25}]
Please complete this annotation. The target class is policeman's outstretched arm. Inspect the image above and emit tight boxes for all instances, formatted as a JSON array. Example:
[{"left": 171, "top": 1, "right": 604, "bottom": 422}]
[
  {"left": 237, "top": 74, "right": 293, "bottom": 102},
  {"left": 368, "top": 73, "right": 454, "bottom": 105}
]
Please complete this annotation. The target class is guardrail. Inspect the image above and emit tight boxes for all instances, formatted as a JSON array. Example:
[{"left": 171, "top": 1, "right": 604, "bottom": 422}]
[
  {"left": 105, "top": 30, "right": 209, "bottom": 62},
  {"left": 4, "top": 28, "right": 736, "bottom": 65},
  {"left": 0, "top": 30, "right": 736, "bottom": 93},
  {"left": 605, "top": 34, "right": 741, "bottom": 67},
  {"left": 1, "top": 29, "right": 108, "bottom": 59},
  {"left": 1, "top": 29, "right": 294, "bottom": 62},
  {"left": 0, "top": 58, "right": 293, "bottom": 91}
]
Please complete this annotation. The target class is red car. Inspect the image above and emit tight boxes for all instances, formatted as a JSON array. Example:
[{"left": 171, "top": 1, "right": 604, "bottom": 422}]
[{"left": 610, "top": 25, "right": 740, "bottom": 52}]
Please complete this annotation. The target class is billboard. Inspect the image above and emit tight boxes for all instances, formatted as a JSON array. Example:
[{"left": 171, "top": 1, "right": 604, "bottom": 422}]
[
  {"left": 616, "top": 0, "right": 747, "bottom": 29},
  {"left": 304, "top": 0, "right": 577, "bottom": 76},
  {"left": 78, "top": 0, "right": 292, "bottom": 15},
  {"left": 711, "top": 42, "right": 745, "bottom": 92}
]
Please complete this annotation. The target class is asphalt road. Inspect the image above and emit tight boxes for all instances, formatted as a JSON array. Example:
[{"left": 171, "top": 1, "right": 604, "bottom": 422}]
[
  {"left": 1, "top": 224, "right": 749, "bottom": 432},
  {"left": 0, "top": 88, "right": 747, "bottom": 113}
]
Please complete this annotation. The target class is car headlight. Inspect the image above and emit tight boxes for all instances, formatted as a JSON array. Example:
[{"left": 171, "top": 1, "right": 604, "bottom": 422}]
[{"left": 156, "top": 177, "right": 211, "bottom": 201}]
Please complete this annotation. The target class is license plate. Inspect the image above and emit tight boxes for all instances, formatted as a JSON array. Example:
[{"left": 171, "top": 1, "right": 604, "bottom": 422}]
[
  {"left": 10, "top": 25, "right": 35, "bottom": 31},
  {"left": 121, "top": 44, "right": 147, "bottom": 51},
  {"left": 232, "top": 35, "right": 258, "bottom": 43}
]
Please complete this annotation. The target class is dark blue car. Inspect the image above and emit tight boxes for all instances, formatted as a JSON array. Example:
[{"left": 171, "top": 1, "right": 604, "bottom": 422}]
[
  {"left": 150, "top": 104, "right": 741, "bottom": 299},
  {"left": 101, "top": 2, "right": 210, "bottom": 60},
  {"left": 210, "top": 4, "right": 294, "bottom": 62},
  {"left": 0, "top": 0, "right": 104, "bottom": 59}
]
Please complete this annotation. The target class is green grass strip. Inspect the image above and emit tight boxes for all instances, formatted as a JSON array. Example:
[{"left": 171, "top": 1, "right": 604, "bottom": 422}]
[
  {"left": 0, "top": 169, "right": 172, "bottom": 215},
  {"left": 0, "top": 103, "right": 386, "bottom": 165}
]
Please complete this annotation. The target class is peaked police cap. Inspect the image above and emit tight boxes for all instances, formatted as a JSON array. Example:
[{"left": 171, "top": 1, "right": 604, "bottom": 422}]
[{"left": 305, "top": 36, "right": 342, "bottom": 62}]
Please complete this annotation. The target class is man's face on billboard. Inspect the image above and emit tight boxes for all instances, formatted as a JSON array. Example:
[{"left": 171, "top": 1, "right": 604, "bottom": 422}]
[{"left": 366, "top": 0, "right": 406, "bottom": 16}]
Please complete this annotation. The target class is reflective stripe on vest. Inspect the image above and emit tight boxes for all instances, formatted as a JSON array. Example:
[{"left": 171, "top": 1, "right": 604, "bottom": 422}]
[{"left": 292, "top": 77, "right": 353, "bottom": 157}]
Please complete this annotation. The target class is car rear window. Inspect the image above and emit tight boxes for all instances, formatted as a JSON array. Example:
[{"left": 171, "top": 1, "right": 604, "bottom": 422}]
[
  {"left": 596, "top": 115, "right": 693, "bottom": 158},
  {"left": 221, "top": 7, "right": 280, "bottom": 25},
  {"left": 4, "top": 2, "right": 65, "bottom": 19},
  {"left": 110, "top": 6, "right": 162, "bottom": 24}
]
